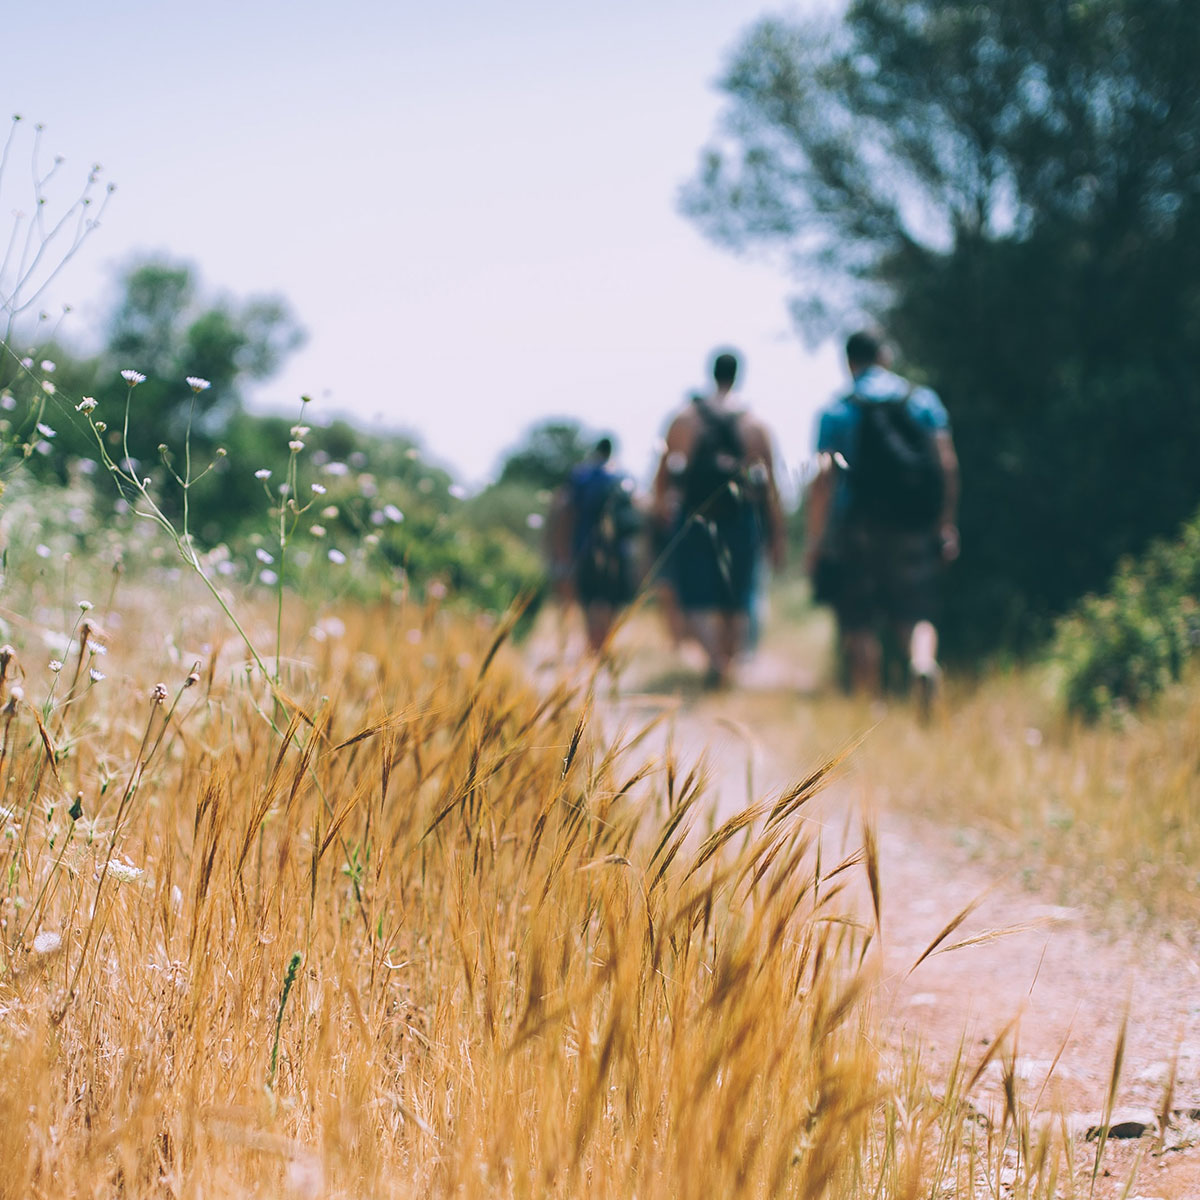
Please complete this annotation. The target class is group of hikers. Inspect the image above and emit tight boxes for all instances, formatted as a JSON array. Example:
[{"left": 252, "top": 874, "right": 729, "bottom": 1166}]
[{"left": 547, "top": 329, "right": 960, "bottom": 707}]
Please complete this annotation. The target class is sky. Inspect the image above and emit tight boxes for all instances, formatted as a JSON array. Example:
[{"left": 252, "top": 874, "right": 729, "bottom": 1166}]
[{"left": 4, "top": 0, "right": 844, "bottom": 493}]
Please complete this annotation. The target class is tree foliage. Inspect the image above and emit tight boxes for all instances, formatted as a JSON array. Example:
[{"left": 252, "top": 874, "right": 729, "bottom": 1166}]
[
  {"left": 99, "top": 257, "right": 304, "bottom": 450},
  {"left": 685, "top": 0, "right": 1200, "bottom": 656},
  {"left": 494, "top": 419, "right": 594, "bottom": 493}
]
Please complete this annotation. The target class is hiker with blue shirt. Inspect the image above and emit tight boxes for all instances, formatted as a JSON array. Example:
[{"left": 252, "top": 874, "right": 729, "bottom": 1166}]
[
  {"left": 804, "top": 330, "right": 960, "bottom": 711},
  {"left": 552, "top": 436, "right": 641, "bottom": 656}
]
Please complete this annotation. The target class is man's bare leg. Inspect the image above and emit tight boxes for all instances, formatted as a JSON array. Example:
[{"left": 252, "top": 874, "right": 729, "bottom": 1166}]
[
  {"left": 903, "top": 619, "right": 941, "bottom": 719},
  {"left": 843, "top": 630, "right": 883, "bottom": 696},
  {"left": 585, "top": 603, "right": 614, "bottom": 656},
  {"left": 691, "top": 611, "right": 731, "bottom": 687}
]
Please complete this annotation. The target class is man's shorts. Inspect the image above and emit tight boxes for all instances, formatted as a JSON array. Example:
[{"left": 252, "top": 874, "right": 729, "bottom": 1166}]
[
  {"left": 671, "top": 506, "right": 762, "bottom": 615},
  {"left": 831, "top": 522, "right": 943, "bottom": 631}
]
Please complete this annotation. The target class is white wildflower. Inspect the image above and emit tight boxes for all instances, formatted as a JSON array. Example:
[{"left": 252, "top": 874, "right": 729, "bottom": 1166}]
[
  {"left": 255, "top": 548, "right": 274, "bottom": 564},
  {"left": 185, "top": 376, "right": 211, "bottom": 392},
  {"left": 32, "top": 930, "right": 63, "bottom": 956},
  {"left": 448, "top": 484, "right": 467, "bottom": 500},
  {"left": 76, "top": 396, "right": 97, "bottom": 414},
  {"left": 41, "top": 381, "right": 55, "bottom": 396},
  {"left": 254, "top": 468, "right": 272, "bottom": 480},
  {"left": 49, "top": 660, "right": 63, "bottom": 673},
  {"left": 36, "top": 422, "right": 56, "bottom": 437},
  {"left": 40, "top": 359, "right": 55, "bottom": 373},
  {"left": 20, "top": 357, "right": 33, "bottom": 369},
  {"left": 310, "top": 524, "right": 326, "bottom": 537},
  {"left": 78, "top": 599, "right": 93, "bottom": 611},
  {"left": 260, "top": 569, "right": 279, "bottom": 586},
  {"left": 323, "top": 461, "right": 349, "bottom": 476},
  {"left": 320, "top": 505, "right": 338, "bottom": 519},
  {"left": 120, "top": 369, "right": 146, "bottom": 385},
  {"left": 310, "top": 483, "right": 326, "bottom": 495},
  {"left": 106, "top": 858, "right": 143, "bottom": 884},
  {"left": 526, "top": 512, "right": 545, "bottom": 530},
  {"left": 288, "top": 440, "right": 305, "bottom": 452},
  {"left": 89, "top": 668, "right": 105, "bottom": 683},
  {"left": 290, "top": 425, "right": 310, "bottom": 438},
  {"left": 36, "top": 544, "right": 52, "bottom": 559},
  {"left": 327, "top": 548, "right": 346, "bottom": 565},
  {"left": 383, "top": 504, "right": 404, "bottom": 523}
]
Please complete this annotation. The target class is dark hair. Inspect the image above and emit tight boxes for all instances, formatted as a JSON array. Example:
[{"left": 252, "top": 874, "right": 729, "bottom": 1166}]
[
  {"left": 593, "top": 436, "right": 614, "bottom": 461},
  {"left": 845, "top": 329, "right": 884, "bottom": 367},
  {"left": 711, "top": 351, "right": 739, "bottom": 386}
]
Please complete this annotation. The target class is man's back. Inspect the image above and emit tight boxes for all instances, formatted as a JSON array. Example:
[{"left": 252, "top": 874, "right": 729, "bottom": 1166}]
[{"left": 815, "top": 365, "right": 949, "bottom": 530}]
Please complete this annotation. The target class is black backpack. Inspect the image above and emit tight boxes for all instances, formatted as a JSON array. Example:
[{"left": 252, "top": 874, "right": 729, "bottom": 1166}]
[
  {"left": 682, "top": 402, "right": 750, "bottom": 521},
  {"left": 848, "top": 391, "right": 944, "bottom": 529},
  {"left": 571, "top": 469, "right": 640, "bottom": 593}
]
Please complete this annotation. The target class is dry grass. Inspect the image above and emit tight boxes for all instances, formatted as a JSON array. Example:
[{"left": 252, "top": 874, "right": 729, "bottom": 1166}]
[
  {"left": 628, "top": 577, "right": 1200, "bottom": 936},
  {"left": 0, "top": 567, "right": 1135, "bottom": 1198},
  {"left": 785, "top": 667, "right": 1200, "bottom": 934}
]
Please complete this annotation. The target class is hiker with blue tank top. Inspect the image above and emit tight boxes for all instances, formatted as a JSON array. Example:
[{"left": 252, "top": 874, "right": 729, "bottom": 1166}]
[{"left": 804, "top": 330, "right": 960, "bottom": 715}]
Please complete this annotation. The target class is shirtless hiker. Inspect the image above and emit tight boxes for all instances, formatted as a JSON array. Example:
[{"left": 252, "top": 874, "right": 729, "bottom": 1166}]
[{"left": 654, "top": 351, "right": 786, "bottom": 688}]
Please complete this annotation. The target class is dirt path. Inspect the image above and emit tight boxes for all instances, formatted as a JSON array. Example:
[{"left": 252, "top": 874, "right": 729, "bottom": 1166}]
[{"left": 534, "top": 625, "right": 1200, "bottom": 1194}]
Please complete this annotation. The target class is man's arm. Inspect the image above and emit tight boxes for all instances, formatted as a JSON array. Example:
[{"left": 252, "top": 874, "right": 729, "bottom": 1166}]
[
  {"left": 746, "top": 421, "right": 787, "bottom": 570},
  {"left": 803, "top": 459, "right": 835, "bottom": 576},
  {"left": 935, "top": 431, "right": 960, "bottom": 561},
  {"left": 653, "top": 415, "right": 689, "bottom": 524}
]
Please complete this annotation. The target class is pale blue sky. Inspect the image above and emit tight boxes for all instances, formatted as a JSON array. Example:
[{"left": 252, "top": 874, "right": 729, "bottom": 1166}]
[{"left": 4, "top": 0, "right": 844, "bottom": 489}]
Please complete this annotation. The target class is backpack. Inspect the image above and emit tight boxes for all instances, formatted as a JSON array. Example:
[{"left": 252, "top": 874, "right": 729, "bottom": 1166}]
[
  {"left": 569, "top": 466, "right": 640, "bottom": 594},
  {"left": 848, "top": 391, "right": 944, "bottom": 529},
  {"left": 682, "top": 402, "right": 751, "bottom": 521}
]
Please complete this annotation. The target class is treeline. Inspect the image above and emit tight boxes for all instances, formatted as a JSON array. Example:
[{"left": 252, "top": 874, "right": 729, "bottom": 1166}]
[
  {"left": 684, "top": 0, "right": 1200, "bottom": 659},
  {"left": 0, "top": 258, "right": 544, "bottom": 619}
]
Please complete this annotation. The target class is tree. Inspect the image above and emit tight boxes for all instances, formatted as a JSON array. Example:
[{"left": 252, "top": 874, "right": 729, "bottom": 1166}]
[
  {"left": 25, "top": 257, "right": 303, "bottom": 520},
  {"left": 494, "top": 419, "right": 594, "bottom": 492},
  {"left": 684, "top": 0, "right": 1200, "bottom": 656},
  {"left": 98, "top": 257, "right": 304, "bottom": 451}
]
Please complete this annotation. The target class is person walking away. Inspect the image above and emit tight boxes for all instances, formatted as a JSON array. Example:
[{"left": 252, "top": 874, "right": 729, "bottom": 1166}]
[
  {"left": 654, "top": 351, "right": 786, "bottom": 688},
  {"left": 804, "top": 330, "right": 959, "bottom": 712},
  {"left": 554, "top": 436, "right": 641, "bottom": 656}
]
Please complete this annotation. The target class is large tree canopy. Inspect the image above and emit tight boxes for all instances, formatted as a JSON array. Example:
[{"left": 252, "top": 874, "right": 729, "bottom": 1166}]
[{"left": 685, "top": 0, "right": 1200, "bottom": 656}]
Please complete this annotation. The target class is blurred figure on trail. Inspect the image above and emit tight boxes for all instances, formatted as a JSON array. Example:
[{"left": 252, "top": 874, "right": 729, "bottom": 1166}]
[
  {"left": 804, "top": 330, "right": 960, "bottom": 715},
  {"left": 551, "top": 436, "right": 641, "bottom": 655},
  {"left": 647, "top": 394, "right": 701, "bottom": 653},
  {"left": 654, "top": 351, "right": 786, "bottom": 688}
]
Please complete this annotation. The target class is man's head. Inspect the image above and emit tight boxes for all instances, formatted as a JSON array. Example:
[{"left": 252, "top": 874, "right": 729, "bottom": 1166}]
[
  {"left": 845, "top": 329, "right": 888, "bottom": 374},
  {"left": 711, "top": 351, "right": 739, "bottom": 388},
  {"left": 592, "top": 436, "right": 614, "bottom": 463}
]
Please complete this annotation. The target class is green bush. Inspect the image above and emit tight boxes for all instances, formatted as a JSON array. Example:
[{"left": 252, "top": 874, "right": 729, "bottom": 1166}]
[{"left": 1052, "top": 507, "right": 1200, "bottom": 720}]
